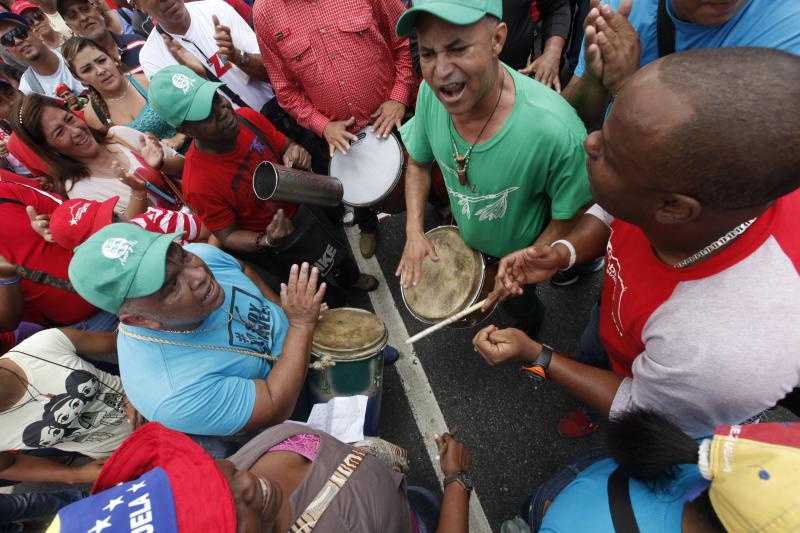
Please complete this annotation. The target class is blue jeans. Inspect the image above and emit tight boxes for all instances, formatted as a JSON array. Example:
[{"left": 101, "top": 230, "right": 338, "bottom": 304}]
[
  {"left": 0, "top": 489, "right": 84, "bottom": 526},
  {"left": 68, "top": 310, "right": 119, "bottom": 333},
  {"left": 523, "top": 449, "right": 609, "bottom": 531}
]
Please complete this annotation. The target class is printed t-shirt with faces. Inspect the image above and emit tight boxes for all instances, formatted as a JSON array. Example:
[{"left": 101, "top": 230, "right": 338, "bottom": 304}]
[{"left": 0, "top": 329, "right": 128, "bottom": 459}]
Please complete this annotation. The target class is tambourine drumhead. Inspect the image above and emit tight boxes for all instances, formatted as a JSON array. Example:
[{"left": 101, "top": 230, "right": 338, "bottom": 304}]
[
  {"left": 403, "top": 226, "right": 484, "bottom": 321},
  {"left": 329, "top": 128, "right": 403, "bottom": 207},
  {"left": 312, "top": 307, "right": 388, "bottom": 360}
]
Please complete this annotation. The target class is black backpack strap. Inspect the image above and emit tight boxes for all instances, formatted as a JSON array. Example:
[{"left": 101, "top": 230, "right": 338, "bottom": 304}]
[
  {"left": 156, "top": 25, "right": 251, "bottom": 109},
  {"left": 607, "top": 468, "right": 640, "bottom": 533},
  {"left": 657, "top": 0, "right": 676, "bottom": 57},
  {"left": 236, "top": 114, "right": 282, "bottom": 161}
]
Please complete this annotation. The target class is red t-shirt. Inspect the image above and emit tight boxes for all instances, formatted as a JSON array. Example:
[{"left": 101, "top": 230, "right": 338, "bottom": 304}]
[
  {"left": 183, "top": 108, "right": 296, "bottom": 233},
  {"left": 0, "top": 175, "right": 98, "bottom": 327},
  {"left": 598, "top": 189, "right": 800, "bottom": 378}
]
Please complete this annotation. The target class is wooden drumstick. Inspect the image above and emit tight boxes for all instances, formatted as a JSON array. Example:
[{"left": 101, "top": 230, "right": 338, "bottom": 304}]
[{"left": 405, "top": 299, "right": 488, "bottom": 345}]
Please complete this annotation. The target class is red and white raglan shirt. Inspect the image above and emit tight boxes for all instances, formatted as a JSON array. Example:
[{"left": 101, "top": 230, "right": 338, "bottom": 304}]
[{"left": 590, "top": 189, "right": 800, "bottom": 438}]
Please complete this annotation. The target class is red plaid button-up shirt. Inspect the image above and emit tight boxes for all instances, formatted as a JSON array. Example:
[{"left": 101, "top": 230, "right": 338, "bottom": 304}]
[{"left": 253, "top": 0, "right": 416, "bottom": 137}]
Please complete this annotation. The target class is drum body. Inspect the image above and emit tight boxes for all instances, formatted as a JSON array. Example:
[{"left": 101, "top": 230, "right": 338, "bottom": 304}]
[
  {"left": 329, "top": 128, "right": 447, "bottom": 214},
  {"left": 402, "top": 226, "right": 499, "bottom": 328},
  {"left": 308, "top": 308, "right": 388, "bottom": 401}
]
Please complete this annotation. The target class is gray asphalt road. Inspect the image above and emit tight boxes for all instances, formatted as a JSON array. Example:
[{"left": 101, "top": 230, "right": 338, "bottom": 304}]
[{"left": 370, "top": 209, "right": 606, "bottom": 531}]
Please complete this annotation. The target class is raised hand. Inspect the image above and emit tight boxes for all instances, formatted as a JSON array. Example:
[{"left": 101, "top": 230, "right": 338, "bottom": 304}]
[
  {"left": 212, "top": 14, "right": 235, "bottom": 62},
  {"left": 323, "top": 117, "right": 358, "bottom": 157},
  {"left": 395, "top": 231, "right": 439, "bottom": 289},
  {"left": 371, "top": 100, "right": 405, "bottom": 139},
  {"left": 280, "top": 263, "right": 326, "bottom": 330},
  {"left": 26, "top": 206, "right": 54, "bottom": 243},
  {"left": 587, "top": 0, "right": 640, "bottom": 95},
  {"left": 161, "top": 33, "right": 207, "bottom": 77},
  {"left": 138, "top": 133, "right": 165, "bottom": 170}
]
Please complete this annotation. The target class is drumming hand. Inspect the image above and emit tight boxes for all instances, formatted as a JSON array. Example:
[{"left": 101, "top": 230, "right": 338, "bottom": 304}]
[
  {"left": 323, "top": 117, "right": 358, "bottom": 157},
  {"left": 497, "top": 245, "right": 563, "bottom": 295},
  {"left": 435, "top": 433, "right": 471, "bottom": 477},
  {"left": 265, "top": 209, "right": 294, "bottom": 244},
  {"left": 371, "top": 100, "right": 406, "bottom": 139},
  {"left": 26, "top": 206, "right": 54, "bottom": 243},
  {"left": 281, "top": 142, "right": 312, "bottom": 170},
  {"left": 472, "top": 325, "right": 538, "bottom": 366},
  {"left": 281, "top": 263, "right": 327, "bottom": 330},
  {"left": 395, "top": 231, "right": 439, "bottom": 289}
]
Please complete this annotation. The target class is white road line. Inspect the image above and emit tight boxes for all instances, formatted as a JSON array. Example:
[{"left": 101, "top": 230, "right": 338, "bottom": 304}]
[{"left": 346, "top": 227, "right": 492, "bottom": 533}]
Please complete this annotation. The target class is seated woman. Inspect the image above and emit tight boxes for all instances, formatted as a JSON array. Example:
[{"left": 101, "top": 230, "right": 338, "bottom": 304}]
[
  {"left": 0, "top": 328, "right": 129, "bottom": 486},
  {"left": 11, "top": 93, "right": 184, "bottom": 220},
  {"left": 47, "top": 422, "right": 473, "bottom": 532},
  {"left": 520, "top": 410, "right": 799, "bottom": 532},
  {"left": 61, "top": 37, "right": 188, "bottom": 152}
]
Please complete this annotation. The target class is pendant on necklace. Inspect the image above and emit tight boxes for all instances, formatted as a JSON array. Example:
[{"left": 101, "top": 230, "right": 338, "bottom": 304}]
[{"left": 455, "top": 154, "right": 467, "bottom": 185}]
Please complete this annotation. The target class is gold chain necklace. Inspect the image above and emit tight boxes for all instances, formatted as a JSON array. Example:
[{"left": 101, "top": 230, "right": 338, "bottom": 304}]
[{"left": 449, "top": 69, "right": 506, "bottom": 186}]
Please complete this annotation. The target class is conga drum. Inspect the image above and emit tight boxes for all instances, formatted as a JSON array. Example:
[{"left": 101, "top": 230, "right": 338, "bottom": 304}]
[
  {"left": 308, "top": 307, "right": 388, "bottom": 437},
  {"left": 402, "top": 226, "right": 499, "bottom": 328},
  {"left": 308, "top": 307, "right": 388, "bottom": 400},
  {"left": 329, "top": 127, "right": 447, "bottom": 214}
]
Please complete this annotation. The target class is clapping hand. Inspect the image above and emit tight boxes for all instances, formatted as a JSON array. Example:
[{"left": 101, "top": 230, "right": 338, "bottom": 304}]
[
  {"left": 281, "top": 263, "right": 327, "bottom": 330},
  {"left": 583, "top": 0, "right": 640, "bottom": 95}
]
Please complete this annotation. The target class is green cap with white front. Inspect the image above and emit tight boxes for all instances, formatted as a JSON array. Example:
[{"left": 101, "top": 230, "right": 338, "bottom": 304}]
[
  {"left": 148, "top": 65, "right": 223, "bottom": 127},
  {"left": 68, "top": 223, "right": 183, "bottom": 314},
  {"left": 396, "top": 0, "right": 502, "bottom": 37}
]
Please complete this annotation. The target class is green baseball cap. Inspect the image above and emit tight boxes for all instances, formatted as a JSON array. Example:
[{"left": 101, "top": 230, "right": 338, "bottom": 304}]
[
  {"left": 68, "top": 223, "right": 183, "bottom": 314},
  {"left": 396, "top": 0, "right": 502, "bottom": 37},
  {"left": 148, "top": 65, "right": 223, "bottom": 127}
]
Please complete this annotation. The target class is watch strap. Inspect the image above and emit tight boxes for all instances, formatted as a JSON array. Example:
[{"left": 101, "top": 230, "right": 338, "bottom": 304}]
[{"left": 521, "top": 344, "right": 554, "bottom": 381}]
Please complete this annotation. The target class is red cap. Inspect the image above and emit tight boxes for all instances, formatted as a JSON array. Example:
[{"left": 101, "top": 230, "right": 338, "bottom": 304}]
[
  {"left": 11, "top": 0, "right": 39, "bottom": 14},
  {"left": 54, "top": 83, "right": 71, "bottom": 96},
  {"left": 50, "top": 196, "right": 118, "bottom": 250},
  {"left": 93, "top": 423, "right": 237, "bottom": 532}
]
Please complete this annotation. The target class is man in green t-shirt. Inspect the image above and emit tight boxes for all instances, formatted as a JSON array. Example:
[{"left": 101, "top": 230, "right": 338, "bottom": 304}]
[{"left": 395, "top": 0, "right": 592, "bottom": 333}]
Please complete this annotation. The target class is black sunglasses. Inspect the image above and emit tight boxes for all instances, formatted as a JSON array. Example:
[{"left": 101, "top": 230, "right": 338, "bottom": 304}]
[
  {"left": 0, "top": 27, "right": 28, "bottom": 47},
  {"left": 23, "top": 10, "right": 45, "bottom": 24}
]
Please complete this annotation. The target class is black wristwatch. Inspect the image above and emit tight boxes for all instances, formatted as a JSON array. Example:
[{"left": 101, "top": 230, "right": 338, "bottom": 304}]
[
  {"left": 443, "top": 471, "right": 474, "bottom": 493},
  {"left": 520, "top": 344, "right": 554, "bottom": 382}
]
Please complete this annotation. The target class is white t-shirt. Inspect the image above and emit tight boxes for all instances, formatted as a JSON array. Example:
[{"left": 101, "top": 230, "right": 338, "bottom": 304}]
[
  {"left": 139, "top": 0, "right": 274, "bottom": 111},
  {"left": 0, "top": 329, "right": 128, "bottom": 459},
  {"left": 19, "top": 50, "right": 85, "bottom": 97},
  {"left": 66, "top": 125, "right": 179, "bottom": 215}
]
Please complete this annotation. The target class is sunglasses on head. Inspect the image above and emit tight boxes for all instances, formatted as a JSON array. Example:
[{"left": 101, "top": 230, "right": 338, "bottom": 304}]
[
  {"left": 0, "top": 26, "right": 28, "bottom": 47},
  {"left": 23, "top": 10, "right": 45, "bottom": 24}
]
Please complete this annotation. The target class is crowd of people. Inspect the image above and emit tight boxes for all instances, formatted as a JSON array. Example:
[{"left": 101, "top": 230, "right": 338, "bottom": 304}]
[{"left": 0, "top": 0, "right": 798, "bottom": 530}]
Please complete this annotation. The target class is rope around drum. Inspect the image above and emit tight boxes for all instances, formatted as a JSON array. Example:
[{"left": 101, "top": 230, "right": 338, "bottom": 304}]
[{"left": 117, "top": 324, "right": 336, "bottom": 371}]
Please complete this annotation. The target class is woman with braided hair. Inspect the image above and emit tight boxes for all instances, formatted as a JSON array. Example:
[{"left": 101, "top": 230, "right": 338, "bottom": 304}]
[{"left": 60, "top": 36, "right": 188, "bottom": 152}]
